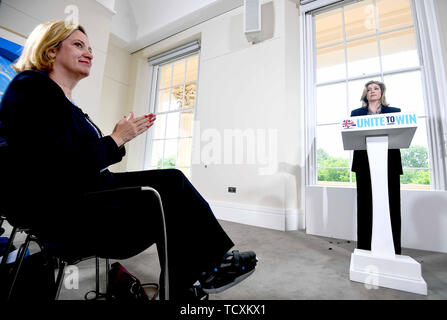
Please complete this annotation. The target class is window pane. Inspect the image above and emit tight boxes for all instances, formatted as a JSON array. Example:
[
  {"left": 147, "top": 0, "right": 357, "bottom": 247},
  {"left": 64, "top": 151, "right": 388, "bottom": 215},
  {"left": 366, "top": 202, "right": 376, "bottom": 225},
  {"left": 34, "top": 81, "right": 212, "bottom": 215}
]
[
  {"left": 151, "top": 140, "right": 164, "bottom": 168},
  {"left": 347, "top": 76, "right": 381, "bottom": 111},
  {"left": 346, "top": 36, "right": 380, "bottom": 78},
  {"left": 172, "top": 60, "right": 186, "bottom": 86},
  {"left": 380, "top": 28, "right": 419, "bottom": 72},
  {"left": 401, "top": 169, "right": 430, "bottom": 186},
  {"left": 401, "top": 119, "right": 429, "bottom": 169},
  {"left": 383, "top": 71, "right": 425, "bottom": 114},
  {"left": 316, "top": 124, "right": 351, "bottom": 183},
  {"left": 410, "top": 118, "right": 428, "bottom": 157},
  {"left": 316, "top": 124, "right": 349, "bottom": 164},
  {"left": 318, "top": 168, "right": 351, "bottom": 183},
  {"left": 184, "top": 82, "right": 196, "bottom": 108},
  {"left": 315, "top": 8, "right": 344, "bottom": 48},
  {"left": 170, "top": 85, "right": 184, "bottom": 110},
  {"left": 153, "top": 113, "right": 167, "bottom": 139},
  {"left": 177, "top": 138, "right": 192, "bottom": 167},
  {"left": 166, "top": 112, "right": 180, "bottom": 139},
  {"left": 157, "top": 89, "right": 170, "bottom": 113},
  {"left": 316, "top": 83, "right": 347, "bottom": 124},
  {"left": 159, "top": 65, "right": 172, "bottom": 89},
  {"left": 344, "top": 0, "right": 376, "bottom": 40},
  {"left": 376, "top": 0, "right": 413, "bottom": 32},
  {"left": 163, "top": 139, "right": 178, "bottom": 168},
  {"left": 316, "top": 44, "right": 346, "bottom": 83},
  {"left": 400, "top": 118, "right": 429, "bottom": 179},
  {"left": 186, "top": 55, "right": 199, "bottom": 82},
  {"left": 180, "top": 110, "right": 194, "bottom": 137}
]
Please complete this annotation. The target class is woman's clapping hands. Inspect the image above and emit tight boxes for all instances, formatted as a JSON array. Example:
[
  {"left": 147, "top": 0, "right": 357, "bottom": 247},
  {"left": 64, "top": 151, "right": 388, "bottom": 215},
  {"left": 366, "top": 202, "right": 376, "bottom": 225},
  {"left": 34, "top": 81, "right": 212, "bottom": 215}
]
[{"left": 111, "top": 112, "right": 156, "bottom": 147}]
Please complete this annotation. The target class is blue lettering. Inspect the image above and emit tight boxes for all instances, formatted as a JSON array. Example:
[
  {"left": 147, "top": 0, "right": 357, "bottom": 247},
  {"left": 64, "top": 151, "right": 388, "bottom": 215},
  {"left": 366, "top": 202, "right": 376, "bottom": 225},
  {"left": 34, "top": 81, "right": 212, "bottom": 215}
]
[
  {"left": 364, "top": 118, "right": 371, "bottom": 127},
  {"left": 356, "top": 119, "right": 363, "bottom": 128},
  {"left": 409, "top": 114, "right": 417, "bottom": 124},
  {"left": 395, "top": 115, "right": 405, "bottom": 125},
  {"left": 374, "top": 118, "right": 380, "bottom": 126},
  {"left": 380, "top": 117, "right": 385, "bottom": 126}
]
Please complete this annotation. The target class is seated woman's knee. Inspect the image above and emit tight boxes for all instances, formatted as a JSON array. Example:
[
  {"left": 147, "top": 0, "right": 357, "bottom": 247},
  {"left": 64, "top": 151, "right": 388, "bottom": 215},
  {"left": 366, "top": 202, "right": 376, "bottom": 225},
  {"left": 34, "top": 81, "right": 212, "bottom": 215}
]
[{"left": 163, "top": 168, "right": 186, "bottom": 181}]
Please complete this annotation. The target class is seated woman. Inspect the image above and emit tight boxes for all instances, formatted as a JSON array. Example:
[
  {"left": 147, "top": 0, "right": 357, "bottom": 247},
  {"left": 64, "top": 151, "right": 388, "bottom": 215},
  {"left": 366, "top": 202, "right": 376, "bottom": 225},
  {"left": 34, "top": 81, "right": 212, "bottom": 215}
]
[{"left": 0, "top": 20, "right": 257, "bottom": 300}]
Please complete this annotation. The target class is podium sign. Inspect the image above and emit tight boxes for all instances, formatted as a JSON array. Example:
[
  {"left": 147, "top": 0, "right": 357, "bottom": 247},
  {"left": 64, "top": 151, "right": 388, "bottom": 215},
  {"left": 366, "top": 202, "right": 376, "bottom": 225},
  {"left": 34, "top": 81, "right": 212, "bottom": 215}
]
[
  {"left": 341, "top": 113, "right": 417, "bottom": 150},
  {"left": 341, "top": 112, "right": 427, "bottom": 295}
]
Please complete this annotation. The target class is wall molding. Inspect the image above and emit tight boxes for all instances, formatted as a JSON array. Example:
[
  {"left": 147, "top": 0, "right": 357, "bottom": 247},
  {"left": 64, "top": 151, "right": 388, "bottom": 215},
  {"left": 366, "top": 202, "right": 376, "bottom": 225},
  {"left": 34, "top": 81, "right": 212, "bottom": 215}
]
[{"left": 209, "top": 200, "right": 300, "bottom": 231}]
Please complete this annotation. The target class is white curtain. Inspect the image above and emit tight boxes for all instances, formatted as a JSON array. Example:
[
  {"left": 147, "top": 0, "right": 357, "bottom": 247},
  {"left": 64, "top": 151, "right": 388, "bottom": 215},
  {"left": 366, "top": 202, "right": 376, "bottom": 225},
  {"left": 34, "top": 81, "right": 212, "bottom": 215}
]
[{"left": 412, "top": 0, "right": 447, "bottom": 190}]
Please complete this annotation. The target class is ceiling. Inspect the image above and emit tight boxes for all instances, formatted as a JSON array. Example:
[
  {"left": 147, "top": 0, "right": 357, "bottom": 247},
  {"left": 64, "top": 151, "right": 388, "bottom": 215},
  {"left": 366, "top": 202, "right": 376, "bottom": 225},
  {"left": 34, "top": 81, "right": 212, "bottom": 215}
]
[{"left": 109, "top": 0, "right": 244, "bottom": 53}]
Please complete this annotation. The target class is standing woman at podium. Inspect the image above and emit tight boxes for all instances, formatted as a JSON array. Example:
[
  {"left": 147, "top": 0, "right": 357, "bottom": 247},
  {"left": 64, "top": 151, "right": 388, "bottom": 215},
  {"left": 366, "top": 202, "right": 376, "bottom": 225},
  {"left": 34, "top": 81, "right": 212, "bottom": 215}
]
[{"left": 350, "top": 80, "right": 403, "bottom": 254}]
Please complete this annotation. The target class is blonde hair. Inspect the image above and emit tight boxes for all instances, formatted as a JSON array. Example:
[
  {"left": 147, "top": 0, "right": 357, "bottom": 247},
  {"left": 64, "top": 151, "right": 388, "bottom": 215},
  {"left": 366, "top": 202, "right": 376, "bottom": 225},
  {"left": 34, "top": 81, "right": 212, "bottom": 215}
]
[
  {"left": 360, "top": 80, "right": 389, "bottom": 108},
  {"left": 13, "top": 20, "right": 86, "bottom": 73}
]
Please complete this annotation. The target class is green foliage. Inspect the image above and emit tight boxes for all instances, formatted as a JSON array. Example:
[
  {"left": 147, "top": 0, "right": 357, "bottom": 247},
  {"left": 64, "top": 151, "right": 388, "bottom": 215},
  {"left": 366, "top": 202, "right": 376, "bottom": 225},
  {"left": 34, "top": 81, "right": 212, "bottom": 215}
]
[
  {"left": 317, "top": 145, "right": 431, "bottom": 185},
  {"left": 401, "top": 145, "right": 429, "bottom": 169},
  {"left": 317, "top": 149, "right": 350, "bottom": 182},
  {"left": 401, "top": 170, "right": 430, "bottom": 185},
  {"left": 157, "top": 156, "right": 176, "bottom": 169},
  {"left": 400, "top": 145, "right": 430, "bottom": 185}
]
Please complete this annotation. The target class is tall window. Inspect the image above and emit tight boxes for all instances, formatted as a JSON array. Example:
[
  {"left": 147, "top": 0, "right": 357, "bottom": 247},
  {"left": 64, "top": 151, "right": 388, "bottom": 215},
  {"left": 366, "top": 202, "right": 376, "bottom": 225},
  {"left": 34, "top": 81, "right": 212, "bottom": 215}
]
[
  {"left": 144, "top": 49, "right": 199, "bottom": 179},
  {"left": 312, "top": 0, "right": 430, "bottom": 188}
]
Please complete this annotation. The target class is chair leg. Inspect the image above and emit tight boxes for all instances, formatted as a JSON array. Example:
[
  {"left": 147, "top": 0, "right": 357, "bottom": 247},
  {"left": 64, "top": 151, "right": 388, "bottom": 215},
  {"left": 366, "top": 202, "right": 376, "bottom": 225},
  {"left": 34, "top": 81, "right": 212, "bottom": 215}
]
[
  {"left": 95, "top": 256, "right": 100, "bottom": 294},
  {"left": 105, "top": 258, "right": 110, "bottom": 298},
  {"left": 142, "top": 186, "right": 169, "bottom": 300},
  {"left": 7, "top": 233, "right": 31, "bottom": 300},
  {"left": 54, "top": 260, "right": 67, "bottom": 300}
]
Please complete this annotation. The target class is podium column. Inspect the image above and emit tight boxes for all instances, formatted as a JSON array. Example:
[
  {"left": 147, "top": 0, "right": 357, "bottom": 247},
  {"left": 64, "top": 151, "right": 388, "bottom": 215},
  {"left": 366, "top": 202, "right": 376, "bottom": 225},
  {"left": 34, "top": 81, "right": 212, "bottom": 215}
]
[{"left": 366, "top": 136, "right": 395, "bottom": 258}]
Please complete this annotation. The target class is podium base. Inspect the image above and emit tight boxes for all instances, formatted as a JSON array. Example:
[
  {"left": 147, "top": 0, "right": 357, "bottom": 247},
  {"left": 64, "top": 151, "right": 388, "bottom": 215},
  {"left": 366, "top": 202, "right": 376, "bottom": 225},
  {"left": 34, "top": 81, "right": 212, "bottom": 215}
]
[{"left": 349, "top": 249, "right": 427, "bottom": 295}]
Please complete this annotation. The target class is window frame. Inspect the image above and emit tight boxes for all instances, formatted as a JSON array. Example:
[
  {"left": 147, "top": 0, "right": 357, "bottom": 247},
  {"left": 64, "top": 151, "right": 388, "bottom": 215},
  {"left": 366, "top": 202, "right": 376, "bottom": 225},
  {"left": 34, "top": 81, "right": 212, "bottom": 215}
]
[
  {"left": 301, "top": 0, "right": 447, "bottom": 190},
  {"left": 144, "top": 42, "right": 201, "bottom": 178}
]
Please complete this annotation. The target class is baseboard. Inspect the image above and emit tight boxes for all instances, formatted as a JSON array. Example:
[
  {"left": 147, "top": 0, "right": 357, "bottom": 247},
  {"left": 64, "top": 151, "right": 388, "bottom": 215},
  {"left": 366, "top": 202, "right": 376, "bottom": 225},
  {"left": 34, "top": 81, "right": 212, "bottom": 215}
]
[{"left": 209, "top": 200, "right": 300, "bottom": 231}]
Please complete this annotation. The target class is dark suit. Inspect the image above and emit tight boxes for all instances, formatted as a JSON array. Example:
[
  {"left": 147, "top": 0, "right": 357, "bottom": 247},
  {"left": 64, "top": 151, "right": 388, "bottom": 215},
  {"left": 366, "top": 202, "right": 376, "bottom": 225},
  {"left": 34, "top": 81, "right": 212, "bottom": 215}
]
[
  {"left": 0, "top": 70, "right": 234, "bottom": 299},
  {"left": 350, "top": 106, "right": 402, "bottom": 254}
]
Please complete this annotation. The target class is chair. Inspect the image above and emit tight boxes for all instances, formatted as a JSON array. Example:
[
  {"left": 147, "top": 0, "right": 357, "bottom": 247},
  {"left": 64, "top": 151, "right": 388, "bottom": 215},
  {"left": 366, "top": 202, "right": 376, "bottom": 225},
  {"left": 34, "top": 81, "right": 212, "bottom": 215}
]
[{"left": 0, "top": 143, "right": 169, "bottom": 300}]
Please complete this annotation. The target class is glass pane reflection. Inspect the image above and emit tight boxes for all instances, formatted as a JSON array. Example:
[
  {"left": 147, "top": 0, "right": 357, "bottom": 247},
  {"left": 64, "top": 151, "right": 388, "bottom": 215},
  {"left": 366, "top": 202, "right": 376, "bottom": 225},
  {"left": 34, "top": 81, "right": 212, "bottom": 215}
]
[
  {"left": 344, "top": 0, "right": 376, "bottom": 40},
  {"left": 317, "top": 44, "right": 346, "bottom": 83},
  {"left": 315, "top": 8, "right": 344, "bottom": 48},
  {"left": 381, "top": 28, "right": 419, "bottom": 72},
  {"left": 346, "top": 36, "right": 380, "bottom": 78},
  {"left": 316, "top": 83, "right": 347, "bottom": 124}
]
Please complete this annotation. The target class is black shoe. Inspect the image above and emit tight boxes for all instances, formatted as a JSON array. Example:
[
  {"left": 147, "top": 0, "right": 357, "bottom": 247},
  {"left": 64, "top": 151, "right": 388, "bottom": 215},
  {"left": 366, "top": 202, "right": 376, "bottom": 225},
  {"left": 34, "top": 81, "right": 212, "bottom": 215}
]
[{"left": 199, "top": 250, "right": 257, "bottom": 294}]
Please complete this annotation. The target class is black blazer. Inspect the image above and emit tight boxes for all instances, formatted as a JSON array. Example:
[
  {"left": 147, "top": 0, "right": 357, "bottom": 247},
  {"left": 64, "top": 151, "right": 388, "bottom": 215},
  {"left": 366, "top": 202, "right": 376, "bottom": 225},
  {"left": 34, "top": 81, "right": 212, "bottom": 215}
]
[
  {"left": 0, "top": 70, "right": 125, "bottom": 211},
  {"left": 350, "top": 105, "right": 403, "bottom": 175}
]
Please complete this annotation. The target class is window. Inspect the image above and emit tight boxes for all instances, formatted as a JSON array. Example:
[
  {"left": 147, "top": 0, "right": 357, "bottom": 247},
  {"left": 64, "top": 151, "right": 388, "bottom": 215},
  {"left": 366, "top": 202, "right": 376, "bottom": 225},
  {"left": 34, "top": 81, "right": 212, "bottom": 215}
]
[
  {"left": 308, "top": 0, "right": 431, "bottom": 188},
  {"left": 144, "top": 42, "right": 200, "bottom": 179}
]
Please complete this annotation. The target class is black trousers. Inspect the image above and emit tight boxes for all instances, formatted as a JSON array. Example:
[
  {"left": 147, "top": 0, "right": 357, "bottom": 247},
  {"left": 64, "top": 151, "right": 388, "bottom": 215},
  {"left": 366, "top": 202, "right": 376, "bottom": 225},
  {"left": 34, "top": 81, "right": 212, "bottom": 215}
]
[
  {"left": 355, "top": 170, "right": 402, "bottom": 255},
  {"left": 40, "top": 169, "right": 234, "bottom": 299}
]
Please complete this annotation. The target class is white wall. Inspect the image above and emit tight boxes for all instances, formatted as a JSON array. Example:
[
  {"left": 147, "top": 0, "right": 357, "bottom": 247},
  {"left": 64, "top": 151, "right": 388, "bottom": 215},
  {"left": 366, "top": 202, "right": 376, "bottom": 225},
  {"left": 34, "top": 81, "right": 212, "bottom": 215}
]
[
  {"left": 126, "top": 0, "right": 302, "bottom": 231},
  {"left": 0, "top": 0, "right": 115, "bottom": 119},
  {"left": 434, "top": 0, "right": 447, "bottom": 83},
  {"left": 306, "top": 186, "right": 447, "bottom": 253},
  {"left": 97, "top": 41, "right": 132, "bottom": 172},
  {"left": 130, "top": 0, "right": 218, "bottom": 40}
]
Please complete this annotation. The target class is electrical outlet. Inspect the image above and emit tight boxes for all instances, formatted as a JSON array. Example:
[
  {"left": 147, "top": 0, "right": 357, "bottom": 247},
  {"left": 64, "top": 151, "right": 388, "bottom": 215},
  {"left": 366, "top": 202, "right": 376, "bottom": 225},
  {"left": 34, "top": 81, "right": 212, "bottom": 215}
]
[{"left": 228, "top": 187, "right": 237, "bottom": 193}]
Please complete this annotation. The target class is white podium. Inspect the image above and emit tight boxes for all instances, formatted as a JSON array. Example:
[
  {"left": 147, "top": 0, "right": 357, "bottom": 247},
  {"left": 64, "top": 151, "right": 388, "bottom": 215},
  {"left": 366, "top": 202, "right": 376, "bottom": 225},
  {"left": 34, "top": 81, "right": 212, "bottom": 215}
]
[{"left": 341, "top": 112, "right": 427, "bottom": 295}]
